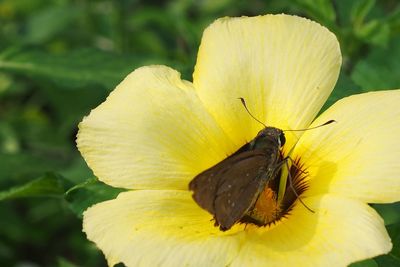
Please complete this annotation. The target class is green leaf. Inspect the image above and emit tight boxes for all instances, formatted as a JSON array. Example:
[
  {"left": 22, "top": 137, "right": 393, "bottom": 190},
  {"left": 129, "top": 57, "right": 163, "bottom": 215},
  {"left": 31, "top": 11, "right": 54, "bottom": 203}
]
[
  {"left": 387, "top": 223, "right": 400, "bottom": 259},
  {"left": 351, "top": 0, "right": 376, "bottom": 27},
  {"left": 375, "top": 253, "right": 400, "bottom": 266},
  {"left": 355, "top": 20, "right": 390, "bottom": 47},
  {"left": 373, "top": 203, "right": 400, "bottom": 226},
  {"left": 350, "top": 259, "right": 378, "bottom": 267},
  {"left": 24, "top": 5, "right": 81, "bottom": 44},
  {"left": 0, "top": 173, "right": 67, "bottom": 201},
  {"left": 0, "top": 151, "right": 67, "bottom": 184},
  {"left": 335, "top": 1, "right": 357, "bottom": 26},
  {"left": 0, "top": 48, "right": 156, "bottom": 89},
  {"left": 387, "top": 6, "right": 400, "bottom": 32},
  {"left": 351, "top": 37, "right": 400, "bottom": 90},
  {"left": 65, "top": 177, "right": 125, "bottom": 217},
  {"left": 57, "top": 257, "right": 79, "bottom": 267},
  {"left": 293, "top": 0, "right": 336, "bottom": 26}
]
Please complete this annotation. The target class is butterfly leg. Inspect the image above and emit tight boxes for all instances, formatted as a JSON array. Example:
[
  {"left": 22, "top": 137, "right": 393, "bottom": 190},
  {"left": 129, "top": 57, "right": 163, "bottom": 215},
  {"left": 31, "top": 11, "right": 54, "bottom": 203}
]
[{"left": 283, "top": 158, "right": 314, "bottom": 213}]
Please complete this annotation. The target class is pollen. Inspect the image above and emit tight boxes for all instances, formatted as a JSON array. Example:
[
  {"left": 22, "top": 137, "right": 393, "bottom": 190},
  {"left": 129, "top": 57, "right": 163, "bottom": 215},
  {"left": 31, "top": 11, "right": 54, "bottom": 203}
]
[
  {"left": 241, "top": 157, "right": 309, "bottom": 227},
  {"left": 248, "top": 187, "right": 281, "bottom": 224}
]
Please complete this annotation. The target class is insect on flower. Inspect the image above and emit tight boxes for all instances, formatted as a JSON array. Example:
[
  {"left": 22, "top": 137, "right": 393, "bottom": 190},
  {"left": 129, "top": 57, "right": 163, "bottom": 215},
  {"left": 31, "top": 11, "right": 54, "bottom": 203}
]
[
  {"left": 189, "top": 98, "right": 335, "bottom": 231},
  {"left": 77, "top": 14, "right": 400, "bottom": 267}
]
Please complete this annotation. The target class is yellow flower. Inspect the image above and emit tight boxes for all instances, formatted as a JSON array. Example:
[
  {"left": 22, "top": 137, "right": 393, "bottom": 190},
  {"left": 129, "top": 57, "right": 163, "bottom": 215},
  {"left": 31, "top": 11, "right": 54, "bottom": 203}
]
[{"left": 77, "top": 14, "right": 400, "bottom": 267}]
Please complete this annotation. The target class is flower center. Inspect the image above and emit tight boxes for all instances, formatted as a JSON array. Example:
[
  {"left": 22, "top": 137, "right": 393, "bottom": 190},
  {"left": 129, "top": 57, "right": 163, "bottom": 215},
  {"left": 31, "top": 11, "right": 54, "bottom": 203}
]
[{"left": 241, "top": 155, "right": 309, "bottom": 226}]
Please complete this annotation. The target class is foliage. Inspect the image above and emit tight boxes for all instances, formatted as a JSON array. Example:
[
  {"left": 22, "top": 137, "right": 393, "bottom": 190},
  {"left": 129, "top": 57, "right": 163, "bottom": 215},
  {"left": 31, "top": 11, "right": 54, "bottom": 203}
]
[{"left": 0, "top": 0, "right": 399, "bottom": 266}]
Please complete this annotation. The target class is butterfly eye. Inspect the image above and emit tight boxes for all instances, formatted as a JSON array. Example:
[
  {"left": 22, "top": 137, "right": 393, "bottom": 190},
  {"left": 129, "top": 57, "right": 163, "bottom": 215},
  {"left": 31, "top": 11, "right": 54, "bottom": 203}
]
[
  {"left": 279, "top": 133, "right": 286, "bottom": 147},
  {"left": 257, "top": 131, "right": 266, "bottom": 138}
]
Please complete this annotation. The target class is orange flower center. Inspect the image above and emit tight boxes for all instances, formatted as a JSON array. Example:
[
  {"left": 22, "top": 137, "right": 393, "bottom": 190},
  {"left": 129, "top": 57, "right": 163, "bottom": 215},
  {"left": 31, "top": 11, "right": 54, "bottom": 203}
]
[{"left": 241, "top": 157, "right": 309, "bottom": 226}]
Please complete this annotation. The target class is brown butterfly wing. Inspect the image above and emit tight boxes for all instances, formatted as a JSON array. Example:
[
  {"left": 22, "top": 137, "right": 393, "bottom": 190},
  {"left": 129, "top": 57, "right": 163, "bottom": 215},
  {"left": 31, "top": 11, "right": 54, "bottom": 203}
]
[
  {"left": 188, "top": 162, "right": 224, "bottom": 214},
  {"left": 188, "top": 151, "right": 251, "bottom": 214},
  {"left": 189, "top": 150, "right": 276, "bottom": 230},
  {"left": 213, "top": 151, "right": 274, "bottom": 230}
]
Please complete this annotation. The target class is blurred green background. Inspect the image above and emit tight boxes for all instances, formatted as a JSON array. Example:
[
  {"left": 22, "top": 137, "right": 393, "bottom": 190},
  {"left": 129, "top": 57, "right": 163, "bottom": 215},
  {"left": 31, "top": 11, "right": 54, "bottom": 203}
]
[{"left": 1, "top": 0, "right": 400, "bottom": 266}]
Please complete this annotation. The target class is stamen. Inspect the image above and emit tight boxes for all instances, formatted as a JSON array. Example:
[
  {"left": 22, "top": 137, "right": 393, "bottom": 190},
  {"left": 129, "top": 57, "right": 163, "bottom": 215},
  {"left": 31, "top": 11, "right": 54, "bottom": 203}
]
[{"left": 241, "top": 156, "right": 310, "bottom": 226}]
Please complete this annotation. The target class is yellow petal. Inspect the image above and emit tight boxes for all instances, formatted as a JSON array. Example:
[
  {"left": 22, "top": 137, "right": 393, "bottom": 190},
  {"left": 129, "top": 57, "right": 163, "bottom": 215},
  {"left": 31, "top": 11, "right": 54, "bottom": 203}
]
[
  {"left": 294, "top": 90, "right": 400, "bottom": 203},
  {"left": 193, "top": 14, "right": 341, "bottom": 148},
  {"left": 83, "top": 190, "right": 243, "bottom": 267},
  {"left": 77, "top": 66, "right": 236, "bottom": 189},
  {"left": 232, "top": 194, "right": 391, "bottom": 267}
]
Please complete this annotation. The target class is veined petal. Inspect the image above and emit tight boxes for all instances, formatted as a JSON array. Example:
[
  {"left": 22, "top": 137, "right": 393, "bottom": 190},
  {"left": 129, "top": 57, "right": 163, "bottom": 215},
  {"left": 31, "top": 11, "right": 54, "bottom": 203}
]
[
  {"left": 77, "top": 66, "right": 236, "bottom": 190},
  {"left": 193, "top": 14, "right": 341, "bottom": 148},
  {"left": 232, "top": 194, "right": 391, "bottom": 267},
  {"left": 294, "top": 90, "right": 400, "bottom": 203},
  {"left": 83, "top": 190, "right": 243, "bottom": 267}
]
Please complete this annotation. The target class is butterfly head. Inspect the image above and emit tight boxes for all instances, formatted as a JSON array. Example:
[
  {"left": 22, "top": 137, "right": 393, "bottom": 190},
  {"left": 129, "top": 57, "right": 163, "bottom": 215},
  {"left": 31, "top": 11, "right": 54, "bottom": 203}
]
[{"left": 256, "top": 127, "right": 286, "bottom": 148}]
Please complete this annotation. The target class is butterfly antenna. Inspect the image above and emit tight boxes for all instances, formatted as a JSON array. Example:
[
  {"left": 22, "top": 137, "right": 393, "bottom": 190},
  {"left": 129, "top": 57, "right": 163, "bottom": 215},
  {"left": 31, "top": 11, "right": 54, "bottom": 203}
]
[
  {"left": 238, "top": 98, "right": 267, "bottom": 128},
  {"left": 283, "top": 120, "right": 336, "bottom": 132}
]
